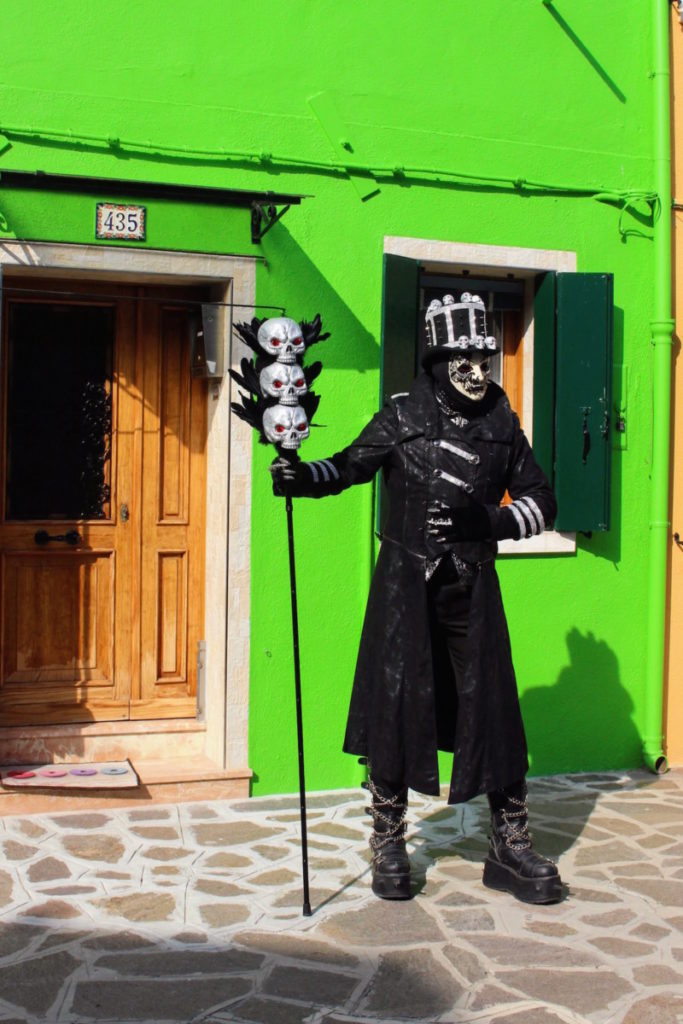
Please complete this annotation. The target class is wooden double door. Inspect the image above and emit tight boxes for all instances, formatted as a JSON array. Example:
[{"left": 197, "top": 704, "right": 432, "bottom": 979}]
[{"left": 0, "top": 279, "right": 207, "bottom": 725}]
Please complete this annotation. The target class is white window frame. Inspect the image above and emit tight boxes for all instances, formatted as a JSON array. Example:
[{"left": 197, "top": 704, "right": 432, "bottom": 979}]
[{"left": 384, "top": 235, "right": 577, "bottom": 555}]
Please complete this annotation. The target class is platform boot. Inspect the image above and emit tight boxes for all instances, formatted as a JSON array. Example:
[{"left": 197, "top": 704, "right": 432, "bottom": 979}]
[
  {"left": 483, "top": 779, "right": 563, "bottom": 904},
  {"left": 364, "top": 775, "right": 411, "bottom": 900}
]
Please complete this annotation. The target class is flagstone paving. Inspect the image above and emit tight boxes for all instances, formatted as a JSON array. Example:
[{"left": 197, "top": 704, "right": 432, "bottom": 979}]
[{"left": 0, "top": 769, "right": 682, "bottom": 1023}]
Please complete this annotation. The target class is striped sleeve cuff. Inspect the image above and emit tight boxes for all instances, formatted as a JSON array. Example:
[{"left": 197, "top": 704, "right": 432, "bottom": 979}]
[
  {"left": 490, "top": 498, "right": 548, "bottom": 541},
  {"left": 505, "top": 496, "right": 547, "bottom": 539},
  {"left": 306, "top": 459, "right": 340, "bottom": 484}
]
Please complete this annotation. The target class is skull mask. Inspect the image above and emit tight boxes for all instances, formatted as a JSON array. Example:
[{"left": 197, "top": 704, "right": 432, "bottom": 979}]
[
  {"left": 448, "top": 351, "right": 491, "bottom": 401},
  {"left": 259, "top": 362, "right": 308, "bottom": 405},
  {"left": 257, "top": 317, "right": 305, "bottom": 364},
  {"left": 262, "top": 404, "right": 310, "bottom": 449}
]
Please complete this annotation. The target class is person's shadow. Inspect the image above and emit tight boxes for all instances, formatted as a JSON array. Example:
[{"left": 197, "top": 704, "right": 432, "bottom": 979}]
[
  {"left": 521, "top": 627, "right": 643, "bottom": 778},
  {"left": 408, "top": 629, "right": 647, "bottom": 893}
]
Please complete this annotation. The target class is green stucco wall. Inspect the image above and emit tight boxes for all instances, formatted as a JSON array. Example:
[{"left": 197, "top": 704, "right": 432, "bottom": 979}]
[{"left": 1, "top": 1, "right": 660, "bottom": 794}]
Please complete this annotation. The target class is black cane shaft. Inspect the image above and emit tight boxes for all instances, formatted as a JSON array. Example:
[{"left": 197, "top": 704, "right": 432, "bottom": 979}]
[{"left": 285, "top": 494, "right": 312, "bottom": 917}]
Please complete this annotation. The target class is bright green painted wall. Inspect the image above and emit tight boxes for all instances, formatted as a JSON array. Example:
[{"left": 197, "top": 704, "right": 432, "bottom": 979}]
[
  {"left": 0, "top": 1, "right": 660, "bottom": 794},
  {"left": 0, "top": 186, "right": 257, "bottom": 256}
]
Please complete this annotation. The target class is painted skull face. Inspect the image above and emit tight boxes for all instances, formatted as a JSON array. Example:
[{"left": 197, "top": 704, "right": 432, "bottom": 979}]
[
  {"left": 262, "top": 404, "right": 310, "bottom": 449},
  {"left": 257, "top": 317, "right": 305, "bottom": 364},
  {"left": 259, "top": 362, "right": 308, "bottom": 405},
  {"left": 448, "top": 351, "right": 491, "bottom": 401}
]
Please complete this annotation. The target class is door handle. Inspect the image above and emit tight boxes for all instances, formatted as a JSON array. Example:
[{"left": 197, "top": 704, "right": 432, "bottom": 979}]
[
  {"left": 581, "top": 407, "right": 592, "bottom": 465},
  {"left": 34, "top": 530, "right": 82, "bottom": 546}
]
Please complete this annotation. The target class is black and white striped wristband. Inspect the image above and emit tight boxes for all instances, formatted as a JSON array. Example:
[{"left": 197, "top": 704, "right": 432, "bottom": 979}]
[
  {"left": 507, "top": 496, "right": 546, "bottom": 538},
  {"left": 305, "top": 459, "right": 340, "bottom": 484}
]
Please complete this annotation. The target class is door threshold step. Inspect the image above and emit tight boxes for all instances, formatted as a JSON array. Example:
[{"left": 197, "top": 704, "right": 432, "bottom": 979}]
[
  {"left": 134, "top": 756, "right": 246, "bottom": 785},
  {"left": 0, "top": 756, "right": 252, "bottom": 816}
]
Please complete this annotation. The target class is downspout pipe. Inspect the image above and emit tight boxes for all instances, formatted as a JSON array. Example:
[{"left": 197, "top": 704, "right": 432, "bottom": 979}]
[{"left": 643, "top": 0, "right": 674, "bottom": 774}]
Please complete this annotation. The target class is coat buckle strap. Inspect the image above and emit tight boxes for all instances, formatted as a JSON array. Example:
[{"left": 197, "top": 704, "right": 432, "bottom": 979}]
[
  {"left": 435, "top": 469, "right": 474, "bottom": 494},
  {"left": 435, "top": 439, "right": 480, "bottom": 465}
]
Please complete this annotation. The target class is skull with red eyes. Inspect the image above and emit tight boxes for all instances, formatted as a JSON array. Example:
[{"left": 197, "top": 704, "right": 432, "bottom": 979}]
[
  {"left": 262, "top": 404, "right": 310, "bottom": 449},
  {"left": 257, "top": 317, "right": 305, "bottom": 364},
  {"left": 259, "top": 362, "right": 308, "bottom": 405}
]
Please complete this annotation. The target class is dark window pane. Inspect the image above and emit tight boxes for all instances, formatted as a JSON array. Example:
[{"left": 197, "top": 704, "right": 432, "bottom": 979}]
[{"left": 6, "top": 302, "right": 114, "bottom": 520}]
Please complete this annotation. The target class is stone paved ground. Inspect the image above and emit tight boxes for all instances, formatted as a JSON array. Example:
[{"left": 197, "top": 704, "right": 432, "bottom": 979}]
[{"left": 0, "top": 770, "right": 682, "bottom": 1024}]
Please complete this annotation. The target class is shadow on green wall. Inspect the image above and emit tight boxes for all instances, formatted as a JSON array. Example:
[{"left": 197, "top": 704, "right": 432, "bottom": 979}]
[
  {"left": 259, "top": 223, "right": 378, "bottom": 374},
  {"left": 543, "top": 2, "right": 626, "bottom": 104},
  {"left": 521, "top": 627, "right": 642, "bottom": 776}
]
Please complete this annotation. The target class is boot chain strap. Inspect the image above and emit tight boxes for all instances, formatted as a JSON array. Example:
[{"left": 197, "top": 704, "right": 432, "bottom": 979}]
[
  {"left": 501, "top": 794, "right": 531, "bottom": 851},
  {"left": 368, "top": 819, "right": 406, "bottom": 853},
  {"left": 366, "top": 778, "right": 407, "bottom": 852},
  {"left": 366, "top": 777, "right": 407, "bottom": 809}
]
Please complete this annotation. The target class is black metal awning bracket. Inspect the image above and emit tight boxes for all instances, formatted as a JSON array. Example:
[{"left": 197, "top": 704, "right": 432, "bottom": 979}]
[{"left": 251, "top": 201, "right": 291, "bottom": 244}]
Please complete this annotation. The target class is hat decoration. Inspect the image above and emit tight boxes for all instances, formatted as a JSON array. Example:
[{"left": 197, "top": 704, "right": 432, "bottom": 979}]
[{"left": 423, "top": 293, "right": 498, "bottom": 364}]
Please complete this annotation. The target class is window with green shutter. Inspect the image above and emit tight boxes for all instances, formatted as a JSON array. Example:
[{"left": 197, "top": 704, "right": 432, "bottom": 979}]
[{"left": 380, "top": 252, "right": 613, "bottom": 536}]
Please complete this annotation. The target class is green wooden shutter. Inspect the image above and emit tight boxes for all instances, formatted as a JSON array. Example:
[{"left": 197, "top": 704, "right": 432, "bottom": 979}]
[
  {"left": 553, "top": 273, "right": 613, "bottom": 532},
  {"left": 377, "top": 254, "right": 420, "bottom": 533},
  {"left": 380, "top": 253, "right": 420, "bottom": 404}
]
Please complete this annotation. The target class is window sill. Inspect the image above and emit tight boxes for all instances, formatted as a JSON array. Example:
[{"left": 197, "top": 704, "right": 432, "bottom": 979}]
[{"left": 498, "top": 531, "right": 576, "bottom": 556}]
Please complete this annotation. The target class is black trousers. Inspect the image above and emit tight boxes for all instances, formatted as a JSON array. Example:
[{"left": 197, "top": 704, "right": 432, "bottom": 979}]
[
  {"left": 426, "top": 557, "right": 473, "bottom": 685},
  {"left": 373, "top": 558, "right": 472, "bottom": 796},
  {"left": 373, "top": 558, "right": 524, "bottom": 800}
]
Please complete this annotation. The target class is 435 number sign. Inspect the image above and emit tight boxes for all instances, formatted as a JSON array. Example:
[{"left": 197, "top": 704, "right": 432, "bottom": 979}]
[{"left": 96, "top": 203, "right": 146, "bottom": 241}]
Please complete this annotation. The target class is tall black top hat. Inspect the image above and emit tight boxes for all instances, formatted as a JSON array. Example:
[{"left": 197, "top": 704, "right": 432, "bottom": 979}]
[{"left": 422, "top": 293, "right": 499, "bottom": 366}]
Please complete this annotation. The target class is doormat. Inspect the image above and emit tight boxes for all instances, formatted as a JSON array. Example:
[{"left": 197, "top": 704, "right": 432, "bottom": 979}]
[{"left": 0, "top": 760, "right": 139, "bottom": 790}]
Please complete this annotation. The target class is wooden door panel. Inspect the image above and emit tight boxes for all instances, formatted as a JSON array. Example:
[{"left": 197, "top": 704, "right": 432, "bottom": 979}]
[
  {"left": 136, "top": 299, "right": 205, "bottom": 718},
  {"left": 0, "top": 283, "right": 135, "bottom": 724},
  {"left": 2, "top": 550, "right": 114, "bottom": 686},
  {"left": 0, "top": 281, "right": 206, "bottom": 725},
  {"left": 160, "top": 310, "right": 191, "bottom": 523},
  {"left": 157, "top": 551, "right": 188, "bottom": 681}
]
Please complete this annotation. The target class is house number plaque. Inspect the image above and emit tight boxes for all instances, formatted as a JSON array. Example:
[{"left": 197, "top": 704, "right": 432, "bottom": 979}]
[{"left": 96, "top": 203, "right": 146, "bottom": 241}]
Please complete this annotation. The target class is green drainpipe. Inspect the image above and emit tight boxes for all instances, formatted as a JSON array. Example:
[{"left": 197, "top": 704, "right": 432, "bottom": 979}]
[{"left": 643, "top": 0, "right": 674, "bottom": 774}]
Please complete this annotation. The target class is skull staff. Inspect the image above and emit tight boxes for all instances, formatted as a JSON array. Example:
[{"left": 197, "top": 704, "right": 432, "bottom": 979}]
[
  {"left": 230, "top": 312, "right": 328, "bottom": 917},
  {"left": 270, "top": 293, "right": 563, "bottom": 906}
]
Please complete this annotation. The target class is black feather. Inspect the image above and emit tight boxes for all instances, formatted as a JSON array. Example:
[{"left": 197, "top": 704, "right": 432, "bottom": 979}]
[
  {"left": 243, "top": 358, "right": 262, "bottom": 395},
  {"left": 304, "top": 361, "right": 322, "bottom": 386},
  {"left": 233, "top": 317, "right": 266, "bottom": 355},
  {"left": 228, "top": 367, "right": 251, "bottom": 393},
  {"left": 301, "top": 391, "right": 321, "bottom": 422},
  {"left": 230, "top": 397, "right": 260, "bottom": 432},
  {"left": 230, "top": 390, "right": 271, "bottom": 444},
  {"left": 229, "top": 357, "right": 267, "bottom": 399},
  {"left": 300, "top": 313, "right": 330, "bottom": 349}
]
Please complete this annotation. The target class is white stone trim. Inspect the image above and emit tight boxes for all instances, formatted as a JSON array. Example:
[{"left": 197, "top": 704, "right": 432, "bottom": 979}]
[
  {"left": 383, "top": 235, "right": 578, "bottom": 557},
  {"left": 0, "top": 241, "right": 255, "bottom": 773},
  {"left": 383, "top": 236, "right": 577, "bottom": 274},
  {"left": 0, "top": 239, "right": 256, "bottom": 284},
  {"left": 498, "top": 532, "right": 577, "bottom": 555}
]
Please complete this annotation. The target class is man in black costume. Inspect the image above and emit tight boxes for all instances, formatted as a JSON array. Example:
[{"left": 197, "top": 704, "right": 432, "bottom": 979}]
[{"left": 271, "top": 292, "right": 563, "bottom": 905}]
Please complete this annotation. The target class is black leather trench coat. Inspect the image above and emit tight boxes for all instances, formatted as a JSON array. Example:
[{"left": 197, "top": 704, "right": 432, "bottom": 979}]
[{"left": 294, "top": 373, "right": 556, "bottom": 804}]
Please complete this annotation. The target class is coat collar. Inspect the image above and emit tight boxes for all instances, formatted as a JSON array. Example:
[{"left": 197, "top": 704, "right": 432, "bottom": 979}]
[{"left": 395, "top": 374, "right": 516, "bottom": 443}]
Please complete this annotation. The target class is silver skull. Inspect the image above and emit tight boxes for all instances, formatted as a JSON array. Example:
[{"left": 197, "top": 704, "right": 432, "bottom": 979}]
[
  {"left": 262, "top": 404, "right": 310, "bottom": 449},
  {"left": 257, "top": 317, "right": 305, "bottom": 364},
  {"left": 259, "top": 362, "right": 308, "bottom": 405}
]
